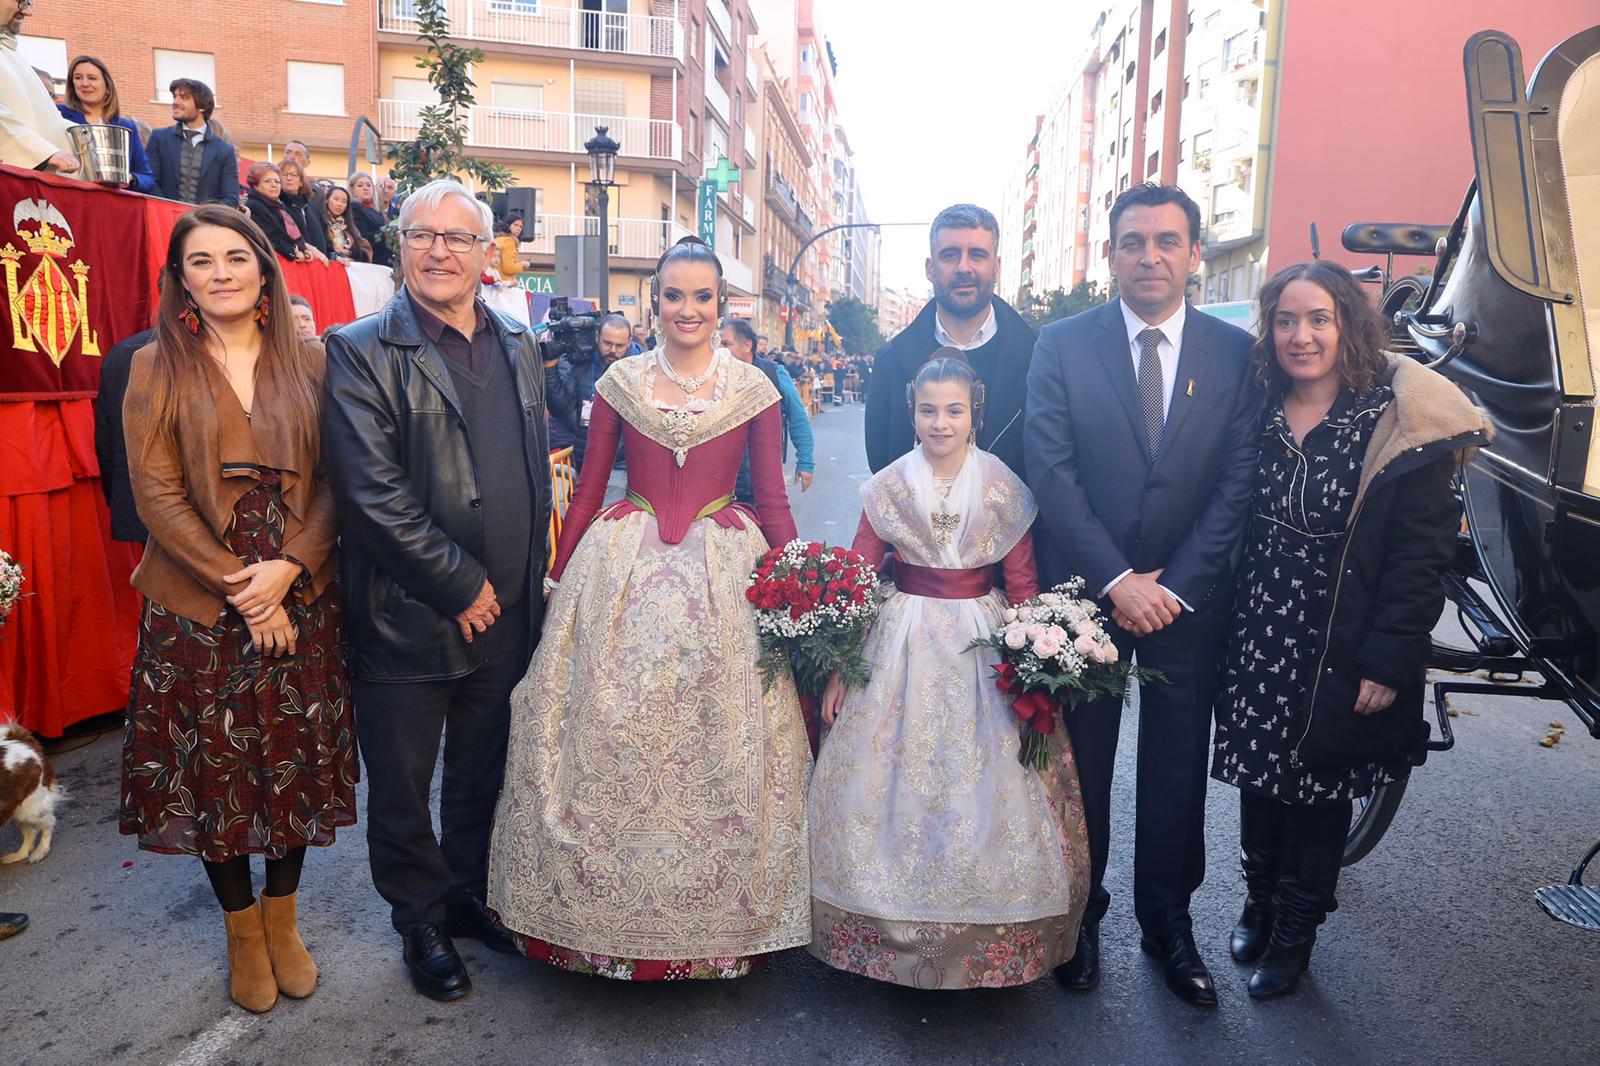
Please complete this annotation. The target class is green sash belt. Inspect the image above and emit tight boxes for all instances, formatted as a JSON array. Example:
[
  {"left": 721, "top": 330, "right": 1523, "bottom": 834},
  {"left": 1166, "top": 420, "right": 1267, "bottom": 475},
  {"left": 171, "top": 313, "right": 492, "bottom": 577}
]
[{"left": 625, "top": 490, "right": 737, "bottom": 522}]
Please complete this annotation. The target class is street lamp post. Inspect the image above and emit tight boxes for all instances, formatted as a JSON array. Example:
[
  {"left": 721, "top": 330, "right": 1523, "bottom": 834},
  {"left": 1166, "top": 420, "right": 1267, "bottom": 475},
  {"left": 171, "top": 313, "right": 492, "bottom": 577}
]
[{"left": 584, "top": 125, "right": 620, "bottom": 312}]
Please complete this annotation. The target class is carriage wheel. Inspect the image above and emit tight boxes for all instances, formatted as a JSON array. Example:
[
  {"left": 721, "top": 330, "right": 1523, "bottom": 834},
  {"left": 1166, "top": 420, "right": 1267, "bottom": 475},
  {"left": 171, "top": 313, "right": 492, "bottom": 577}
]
[{"left": 1343, "top": 776, "right": 1411, "bottom": 866}]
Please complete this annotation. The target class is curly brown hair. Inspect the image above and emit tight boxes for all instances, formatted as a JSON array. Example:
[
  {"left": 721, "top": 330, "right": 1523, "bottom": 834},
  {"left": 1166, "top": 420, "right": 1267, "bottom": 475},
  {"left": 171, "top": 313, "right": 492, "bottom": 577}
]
[{"left": 1253, "top": 260, "right": 1389, "bottom": 396}]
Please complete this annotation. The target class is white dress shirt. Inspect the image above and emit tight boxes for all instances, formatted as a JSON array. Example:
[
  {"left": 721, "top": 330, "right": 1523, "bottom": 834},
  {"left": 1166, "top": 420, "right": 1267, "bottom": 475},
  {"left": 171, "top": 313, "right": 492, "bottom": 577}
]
[
  {"left": 1101, "top": 299, "right": 1193, "bottom": 611},
  {"left": 933, "top": 301, "right": 997, "bottom": 351}
]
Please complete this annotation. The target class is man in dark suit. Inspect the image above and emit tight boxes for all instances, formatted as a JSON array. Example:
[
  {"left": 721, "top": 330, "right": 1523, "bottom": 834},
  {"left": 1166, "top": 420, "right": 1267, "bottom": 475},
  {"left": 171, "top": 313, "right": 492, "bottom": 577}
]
[
  {"left": 864, "top": 204, "right": 1036, "bottom": 478},
  {"left": 146, "top": 78, "right": 239, "bottom": 204},
  {"left": 1025, "top": 183, "right": 1259, "bottom": 1007}
]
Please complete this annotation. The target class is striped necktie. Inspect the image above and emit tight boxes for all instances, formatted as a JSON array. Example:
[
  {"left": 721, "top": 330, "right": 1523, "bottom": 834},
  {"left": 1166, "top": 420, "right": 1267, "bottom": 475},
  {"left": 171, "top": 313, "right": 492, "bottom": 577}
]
[{"left": 1137, "top": 326, "right": 1165, "bottom": 456}]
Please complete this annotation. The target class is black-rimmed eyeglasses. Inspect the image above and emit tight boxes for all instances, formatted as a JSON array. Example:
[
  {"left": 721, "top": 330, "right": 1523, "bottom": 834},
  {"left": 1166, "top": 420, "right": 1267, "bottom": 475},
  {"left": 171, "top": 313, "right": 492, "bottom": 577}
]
[{"left": 400, "top": 229, "right": 483, "bottom": 253}]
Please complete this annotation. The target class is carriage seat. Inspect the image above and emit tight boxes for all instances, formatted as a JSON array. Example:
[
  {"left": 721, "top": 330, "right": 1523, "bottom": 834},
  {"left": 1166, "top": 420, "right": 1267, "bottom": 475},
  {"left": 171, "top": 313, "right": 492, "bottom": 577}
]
[{"left": 1341, "top": 222, "right": 1452, "bottom": 257}]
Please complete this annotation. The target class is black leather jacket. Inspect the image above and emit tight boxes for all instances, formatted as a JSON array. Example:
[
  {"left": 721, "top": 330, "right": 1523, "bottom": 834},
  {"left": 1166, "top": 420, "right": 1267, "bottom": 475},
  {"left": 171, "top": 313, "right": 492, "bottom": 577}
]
[{"left": 322, "top": 292, "right": 551, "bottom": 682}]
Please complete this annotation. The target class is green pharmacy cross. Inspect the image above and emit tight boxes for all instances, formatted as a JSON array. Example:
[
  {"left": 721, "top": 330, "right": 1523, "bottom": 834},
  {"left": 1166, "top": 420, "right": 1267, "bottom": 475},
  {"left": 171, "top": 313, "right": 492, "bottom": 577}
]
[{"left": 706, "top": 157, "right": 742, "bottom": 190}]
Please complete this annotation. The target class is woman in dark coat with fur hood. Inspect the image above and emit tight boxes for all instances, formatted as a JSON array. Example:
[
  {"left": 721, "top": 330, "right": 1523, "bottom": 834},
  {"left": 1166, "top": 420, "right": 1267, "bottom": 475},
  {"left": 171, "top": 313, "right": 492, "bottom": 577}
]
[{"left": 1210, "top": 261, "right": 1490, "bottom": 999}]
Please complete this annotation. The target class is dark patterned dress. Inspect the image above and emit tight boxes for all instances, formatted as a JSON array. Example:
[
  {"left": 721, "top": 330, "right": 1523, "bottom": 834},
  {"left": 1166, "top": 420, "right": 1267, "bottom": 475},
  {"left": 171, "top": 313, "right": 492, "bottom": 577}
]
[
  {"left": 1211, "top": 385, "right": 1405, "bottom": 806},
  {"left": 121, "top": 471, "right": 357, "bottom": 862}
]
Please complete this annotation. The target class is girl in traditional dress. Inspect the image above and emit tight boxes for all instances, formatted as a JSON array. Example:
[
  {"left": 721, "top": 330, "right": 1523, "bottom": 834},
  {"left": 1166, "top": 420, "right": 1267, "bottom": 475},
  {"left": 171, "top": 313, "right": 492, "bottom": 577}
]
[
  {"left": 808, "top": 353, "right": 1091, "bottom": 989},
  {"left": 121, "top": 205, "right": 356, "bottom": 1013},
  {"left": 487, "top": 237, "right": 811, "bottom": 980}
]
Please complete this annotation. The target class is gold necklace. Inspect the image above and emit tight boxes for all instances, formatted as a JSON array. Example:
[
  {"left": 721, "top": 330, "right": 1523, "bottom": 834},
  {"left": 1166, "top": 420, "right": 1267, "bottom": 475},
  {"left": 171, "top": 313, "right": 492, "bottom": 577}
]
[{"left": 930, "top": 474, "right": 960, "bottom": 547}]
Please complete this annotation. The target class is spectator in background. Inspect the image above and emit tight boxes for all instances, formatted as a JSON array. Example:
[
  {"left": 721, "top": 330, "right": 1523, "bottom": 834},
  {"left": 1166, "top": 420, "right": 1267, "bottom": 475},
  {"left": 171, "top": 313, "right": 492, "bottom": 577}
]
[
  {"left": 94, "top": 326, "right": 156, "bottom": 545},
  {"left": 573, "top": 313, "right": 633, "bottom": 468},
  {"left": 0, "top": 0, "right": 77, "bottom": 174},
  {"left": 349, "top": 172, "right": 392, "bottom": 266},
  {"left": 721, "top": 318, "right": 814, "bottom": 503},
  {"left": 244, "top": 162, "right": 317, "bottom": 263},
  {"left": 57, "top": 56, "right": 154, "bottom": 192},
  {"left": 629, "top": 321, "right": 651, "bottom": 354},
  {"left": 490, "top": 216, "right": 525, "bottom": 282},
  {"left": 756, "top": 334, "right": 770, "bottom": 357},
  {"left": 377, "top": 175, "right": 400, "bottom": 219},
  {"left": 282, "top": 139, "right": 310, "bottom": 170},
  {"left": 290, "top": 295, "right": 317, "bottom": 340},
  {"left": 147, "top": 78, "right": 238, "bottom": 204},
  {"left": 322, "top": 186, "right": 371, "bottom": 263},
  {"left": 278, "top": 160, "right": 328, "bottom": 258}
]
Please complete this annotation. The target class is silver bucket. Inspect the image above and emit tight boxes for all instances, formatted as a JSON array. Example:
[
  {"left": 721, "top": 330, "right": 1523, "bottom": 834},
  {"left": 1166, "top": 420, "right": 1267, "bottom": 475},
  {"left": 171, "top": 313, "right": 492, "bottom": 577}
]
[{"left": 66, "top": 123, "right": 132, "bottom": 186}]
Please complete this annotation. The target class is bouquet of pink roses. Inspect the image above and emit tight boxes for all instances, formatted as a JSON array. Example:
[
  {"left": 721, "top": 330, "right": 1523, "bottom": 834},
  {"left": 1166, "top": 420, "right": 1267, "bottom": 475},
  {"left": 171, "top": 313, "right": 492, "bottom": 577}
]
[
  {"left": 969, "top": 578, "right": 1160, "bottom": 770},
  {"left": 0, "top": 549, "right": 25, "bottom": 631}
]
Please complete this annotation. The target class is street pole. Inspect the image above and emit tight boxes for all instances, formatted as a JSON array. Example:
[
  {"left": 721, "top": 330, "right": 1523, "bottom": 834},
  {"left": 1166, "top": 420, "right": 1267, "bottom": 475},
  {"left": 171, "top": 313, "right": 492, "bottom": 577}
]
[
  {"left": 596, "top": 181, "right": 610, "bottom": 313},
  {"left": 782, "top": 221, "right": 921, "bottom": 351}
]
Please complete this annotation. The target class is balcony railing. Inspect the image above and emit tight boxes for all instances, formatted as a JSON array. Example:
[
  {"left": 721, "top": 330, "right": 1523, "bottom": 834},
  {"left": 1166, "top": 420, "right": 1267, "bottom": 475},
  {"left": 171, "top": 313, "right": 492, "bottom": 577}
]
[
  {"left": 517, "top": 213, "right": 694, "bottom": 259},
  {"left": 766, "top": 170, "right": 799, "bottom": 218},
  {"left": 378, "top": 0, "right": 682, "bottom": 61},
  {"left": 379, "top": 100, "right": 682, "bottom": 161}
]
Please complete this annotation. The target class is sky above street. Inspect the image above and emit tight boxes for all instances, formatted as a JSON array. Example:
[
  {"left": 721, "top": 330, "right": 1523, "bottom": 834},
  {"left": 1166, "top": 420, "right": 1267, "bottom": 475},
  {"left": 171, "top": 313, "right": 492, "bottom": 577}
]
[{"left": 814, "top": 0, "right": 1101, "bottom": 294}]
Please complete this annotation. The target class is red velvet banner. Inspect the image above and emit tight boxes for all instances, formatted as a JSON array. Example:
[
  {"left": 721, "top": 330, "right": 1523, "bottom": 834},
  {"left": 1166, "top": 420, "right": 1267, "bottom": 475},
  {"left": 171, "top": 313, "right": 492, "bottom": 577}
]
[
  {"left": 0, "top": 166, "right": 154, "bottom": 400},
  {"left": 143, "top": 195, "right": 361, "bottom": 331}
]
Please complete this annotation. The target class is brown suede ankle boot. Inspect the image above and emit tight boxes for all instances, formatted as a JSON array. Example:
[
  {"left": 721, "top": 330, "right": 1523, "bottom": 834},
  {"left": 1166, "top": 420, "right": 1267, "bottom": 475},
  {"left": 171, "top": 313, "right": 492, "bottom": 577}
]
[
  {"left": 259, "top": 891, "right": 318, "bottom": 998},
  {"left": 222, "top": 902, "right": 278, "bottom": 1013}
]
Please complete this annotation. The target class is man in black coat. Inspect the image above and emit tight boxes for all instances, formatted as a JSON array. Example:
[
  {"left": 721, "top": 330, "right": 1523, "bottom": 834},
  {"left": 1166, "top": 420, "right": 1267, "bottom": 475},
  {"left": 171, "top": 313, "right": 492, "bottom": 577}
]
[
  {"left": 145, "top": 79, "right": 238, "bottom": 205},
  {"left": 94, "top": 328, "right": 155, "bottom": 543},
  {"left": 1025, "top": 184, "right": 1259, "bottom": 1007},
  {"left": 322, "top": 180, "right": 551, "bottom": 1003},
  {"left": 864, "top": 204, "right": 1035, "bottom": 478}
]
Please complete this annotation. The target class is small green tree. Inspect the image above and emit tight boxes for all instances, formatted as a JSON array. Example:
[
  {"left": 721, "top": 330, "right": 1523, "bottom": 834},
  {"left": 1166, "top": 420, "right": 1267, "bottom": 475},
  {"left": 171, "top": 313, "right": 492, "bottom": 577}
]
[
  {"left": 385, "top": 0, "right": 514, "bottom": 194},
  {"left": 1021, "top": 280, "right": 1111, "bottom": 328},
  {"left": 827, "top": 295, "right": 886, "bottom": 354}
]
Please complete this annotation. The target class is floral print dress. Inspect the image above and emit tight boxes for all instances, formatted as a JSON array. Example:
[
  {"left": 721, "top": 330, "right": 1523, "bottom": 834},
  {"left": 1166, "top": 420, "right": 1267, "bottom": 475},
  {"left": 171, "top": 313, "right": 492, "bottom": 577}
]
[
  {"left": 121, "top": 471, "right": 357, "bottom": 861},
  {"left": 1211, "top": 385, "right": 1405, "bottom": 806}
]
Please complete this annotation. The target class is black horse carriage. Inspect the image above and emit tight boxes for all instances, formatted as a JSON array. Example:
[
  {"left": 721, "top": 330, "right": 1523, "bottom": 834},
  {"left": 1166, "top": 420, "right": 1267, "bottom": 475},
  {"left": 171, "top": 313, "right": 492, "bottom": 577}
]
[{"left": 1328, "top": 25, "right": 1600, "bottom": 931}]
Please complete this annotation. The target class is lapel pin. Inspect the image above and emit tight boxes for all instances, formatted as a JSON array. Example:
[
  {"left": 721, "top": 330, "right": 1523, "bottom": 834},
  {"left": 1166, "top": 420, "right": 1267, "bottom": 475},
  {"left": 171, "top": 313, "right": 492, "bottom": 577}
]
[{"left": 1186, "top": 379, "right": 1195, "bottom": 397}]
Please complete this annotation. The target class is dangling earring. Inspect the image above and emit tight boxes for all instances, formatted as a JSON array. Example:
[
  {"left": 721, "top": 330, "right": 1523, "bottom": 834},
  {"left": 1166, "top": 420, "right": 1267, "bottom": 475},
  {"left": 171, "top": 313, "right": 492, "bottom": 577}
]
[
  {"left": 253, "top": 293, "right": 271, "bottom": 330},
  {"left": 179, "top": 293, "right": 201, "bottom": 336},
  {"left": 968, "top": 427, "right": 977, "bottom": 444}
]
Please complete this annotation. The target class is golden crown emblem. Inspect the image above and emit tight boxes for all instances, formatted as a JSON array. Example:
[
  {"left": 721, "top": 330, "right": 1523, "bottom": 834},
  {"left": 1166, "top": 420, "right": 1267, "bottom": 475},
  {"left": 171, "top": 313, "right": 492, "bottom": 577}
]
[{"left": 16, "top": 219, "right": 73, "bottom": 259}]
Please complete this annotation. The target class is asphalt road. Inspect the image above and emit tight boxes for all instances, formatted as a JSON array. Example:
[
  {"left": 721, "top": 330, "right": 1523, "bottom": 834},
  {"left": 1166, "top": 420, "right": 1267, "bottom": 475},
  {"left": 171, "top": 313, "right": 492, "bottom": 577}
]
[{"left": 3, "top": 402, "right": 1598, "bottom": 1066}]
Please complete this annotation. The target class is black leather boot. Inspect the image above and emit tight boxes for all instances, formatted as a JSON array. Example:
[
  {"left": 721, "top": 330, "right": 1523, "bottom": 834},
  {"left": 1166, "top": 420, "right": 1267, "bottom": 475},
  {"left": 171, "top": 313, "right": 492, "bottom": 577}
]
[
  {"left": 1232, "top": 793, "right": 1290, "bottom": 964},
  {"left": 1249, "top": 800, "right": 1348, "bottom": 999}
]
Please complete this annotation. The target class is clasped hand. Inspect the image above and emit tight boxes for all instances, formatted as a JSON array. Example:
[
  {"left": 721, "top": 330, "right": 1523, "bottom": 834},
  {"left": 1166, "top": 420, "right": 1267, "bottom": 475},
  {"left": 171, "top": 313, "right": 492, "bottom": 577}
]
[
  {"left": 455, "top": 579, "right": 500, "bottom": 643},
  {"left": 1108, "top": 570, "right": 1182, "bottom": 636}
]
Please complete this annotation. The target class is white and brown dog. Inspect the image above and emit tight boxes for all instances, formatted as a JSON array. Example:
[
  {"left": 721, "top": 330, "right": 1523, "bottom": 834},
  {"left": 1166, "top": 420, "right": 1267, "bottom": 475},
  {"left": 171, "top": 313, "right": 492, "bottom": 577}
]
[{"left": 0, "top": 721, "right": 61, "bottom": 864}]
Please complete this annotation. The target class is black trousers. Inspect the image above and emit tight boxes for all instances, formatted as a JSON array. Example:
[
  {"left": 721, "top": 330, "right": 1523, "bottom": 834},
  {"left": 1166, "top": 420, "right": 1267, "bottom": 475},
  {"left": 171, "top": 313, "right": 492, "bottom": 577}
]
[
  {"left": 1065, "top": 602, "right": 1226, "bottom": 939},
  {"left": 355, "top": 607, "right": 533, "bottom": 933}
]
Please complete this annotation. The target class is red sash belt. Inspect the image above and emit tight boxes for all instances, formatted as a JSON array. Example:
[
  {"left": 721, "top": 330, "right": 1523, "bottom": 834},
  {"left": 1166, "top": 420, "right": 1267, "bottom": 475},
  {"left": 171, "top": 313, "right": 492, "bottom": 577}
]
[{"left": 889, "top": 559, "right": 994, "bottom": 599}]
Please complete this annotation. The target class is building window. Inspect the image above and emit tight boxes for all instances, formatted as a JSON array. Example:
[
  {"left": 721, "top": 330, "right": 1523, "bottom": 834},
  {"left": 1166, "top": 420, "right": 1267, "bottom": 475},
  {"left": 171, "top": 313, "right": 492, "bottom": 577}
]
[
  {"left": 287, "top": 61, "right": 345, "bottom": 116},
  {"left": 15, "top": 35, "right": 66, "bottom": 94},
  {"left": 1154, "top": 29, "right": 1166, "bottom": 57},
  {"left": 1125, "top": 60, "right": 1136, "bottom": 84},
  {"left": 575, "top": 76, "right": 626, "bottom": 117},
  {"left": 801, "top": 47, "right": 813, "bottom": 77},
  {"left": 1147, "top": 151, "right": 1160, "bottom": 177},
  {"left": 491, "top": 81, "right": 544, "bottom": 113},
  {"left": 1151, "top": 90, "right": 1162, "bottom": 114},
  {"left": 154, "top": 49, "right": 216, "bottom": 103},
  {"left": 1183, "top": 76, "right": 1190, "bottom": 98}
]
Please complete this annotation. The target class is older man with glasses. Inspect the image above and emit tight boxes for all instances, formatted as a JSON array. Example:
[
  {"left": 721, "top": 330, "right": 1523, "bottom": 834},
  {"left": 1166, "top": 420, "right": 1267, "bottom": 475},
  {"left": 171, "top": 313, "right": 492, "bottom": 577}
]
[{"left": 322, "top": 179, "right": 553, "bottom": 1003}]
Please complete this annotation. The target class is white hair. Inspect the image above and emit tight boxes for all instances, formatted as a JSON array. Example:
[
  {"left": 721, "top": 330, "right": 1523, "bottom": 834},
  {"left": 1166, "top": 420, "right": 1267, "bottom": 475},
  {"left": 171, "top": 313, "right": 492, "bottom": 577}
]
[{"left": 397, "top": 179, "right": 494, "bottom": 242}]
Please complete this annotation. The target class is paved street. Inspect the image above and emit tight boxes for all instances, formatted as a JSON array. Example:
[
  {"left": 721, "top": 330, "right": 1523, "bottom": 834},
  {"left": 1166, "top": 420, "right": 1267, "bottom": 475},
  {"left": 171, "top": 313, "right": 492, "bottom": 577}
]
[{"left": 3, "top": 403, "right": 1598, "bottom": 1066}]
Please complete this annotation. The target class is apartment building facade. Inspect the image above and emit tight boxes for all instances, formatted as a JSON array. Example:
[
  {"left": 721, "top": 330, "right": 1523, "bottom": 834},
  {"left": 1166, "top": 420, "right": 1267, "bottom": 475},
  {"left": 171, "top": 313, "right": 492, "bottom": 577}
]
[
  {"left": 753, "top": 46, "right": 819, "bottom": 344},
  {"left": 375, "top": 0, "right": 764, "bottom": 323},
  {"left": 20, "top": 0, "right": 380, "bottom": 180}
]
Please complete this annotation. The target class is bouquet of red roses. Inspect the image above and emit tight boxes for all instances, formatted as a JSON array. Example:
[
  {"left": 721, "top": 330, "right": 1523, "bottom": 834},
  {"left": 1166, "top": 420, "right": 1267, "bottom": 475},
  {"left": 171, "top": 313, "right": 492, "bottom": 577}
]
[
  {"left": 969, "top": 578, "right": 1160, "bottom": 771},
  {"left": 0, "top": 549, "right": 26, "bottom": 631},
  {"left": 746, "top": 539, "right": 882, "bottom": 698}
]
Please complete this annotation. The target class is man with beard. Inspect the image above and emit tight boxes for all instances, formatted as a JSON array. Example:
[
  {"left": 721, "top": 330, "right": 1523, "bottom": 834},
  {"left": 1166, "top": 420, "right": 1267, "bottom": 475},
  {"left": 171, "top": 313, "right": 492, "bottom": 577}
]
[{"left": 863, "top": 204, "right": 1035, "bottom": 476}]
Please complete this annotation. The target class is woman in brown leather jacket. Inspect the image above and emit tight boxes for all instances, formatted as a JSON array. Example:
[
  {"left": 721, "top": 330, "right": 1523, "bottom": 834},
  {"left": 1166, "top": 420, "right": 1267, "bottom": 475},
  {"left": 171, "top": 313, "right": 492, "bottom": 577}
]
[{"left": 120, "top": 205, "right": 357, "bottom": 1014}]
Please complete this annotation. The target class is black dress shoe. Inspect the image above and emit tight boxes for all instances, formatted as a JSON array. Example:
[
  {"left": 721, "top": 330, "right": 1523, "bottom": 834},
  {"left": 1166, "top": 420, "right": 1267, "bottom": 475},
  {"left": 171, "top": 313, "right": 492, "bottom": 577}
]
[
  {"left": 0, "top": 912, "right": 28, "bottom": 941},
  {"left": 1140, "top": 930, "right": 1218, "bottom": 1007},
  {"left": 1055, "top": 923, "right": 1100, "bottom": 991},
  {"left": 443, "top": 897, "right": 520, "bottom": 955},
  {"left": 403, "top": 923, "right": 472, "bottom": 1002}
]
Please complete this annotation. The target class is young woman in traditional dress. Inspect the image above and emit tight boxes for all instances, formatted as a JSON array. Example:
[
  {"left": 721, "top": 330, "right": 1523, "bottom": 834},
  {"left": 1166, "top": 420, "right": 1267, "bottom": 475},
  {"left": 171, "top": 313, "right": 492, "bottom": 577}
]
[
  {"left": 486, "top": 237, "right": 811, "bottom": 980},
  {"left": 121, "top": 205, "right": 356, "bottom": 1013},
  {"left": 807, "top": 352, "right": 1091, "bottom": 989}
]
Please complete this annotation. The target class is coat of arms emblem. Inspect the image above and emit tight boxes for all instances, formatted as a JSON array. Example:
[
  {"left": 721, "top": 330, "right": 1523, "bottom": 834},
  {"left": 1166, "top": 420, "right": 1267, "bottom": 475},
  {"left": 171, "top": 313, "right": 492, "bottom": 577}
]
[{"left": 1, "top": 198, "right": 102, "bottom": 367}]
